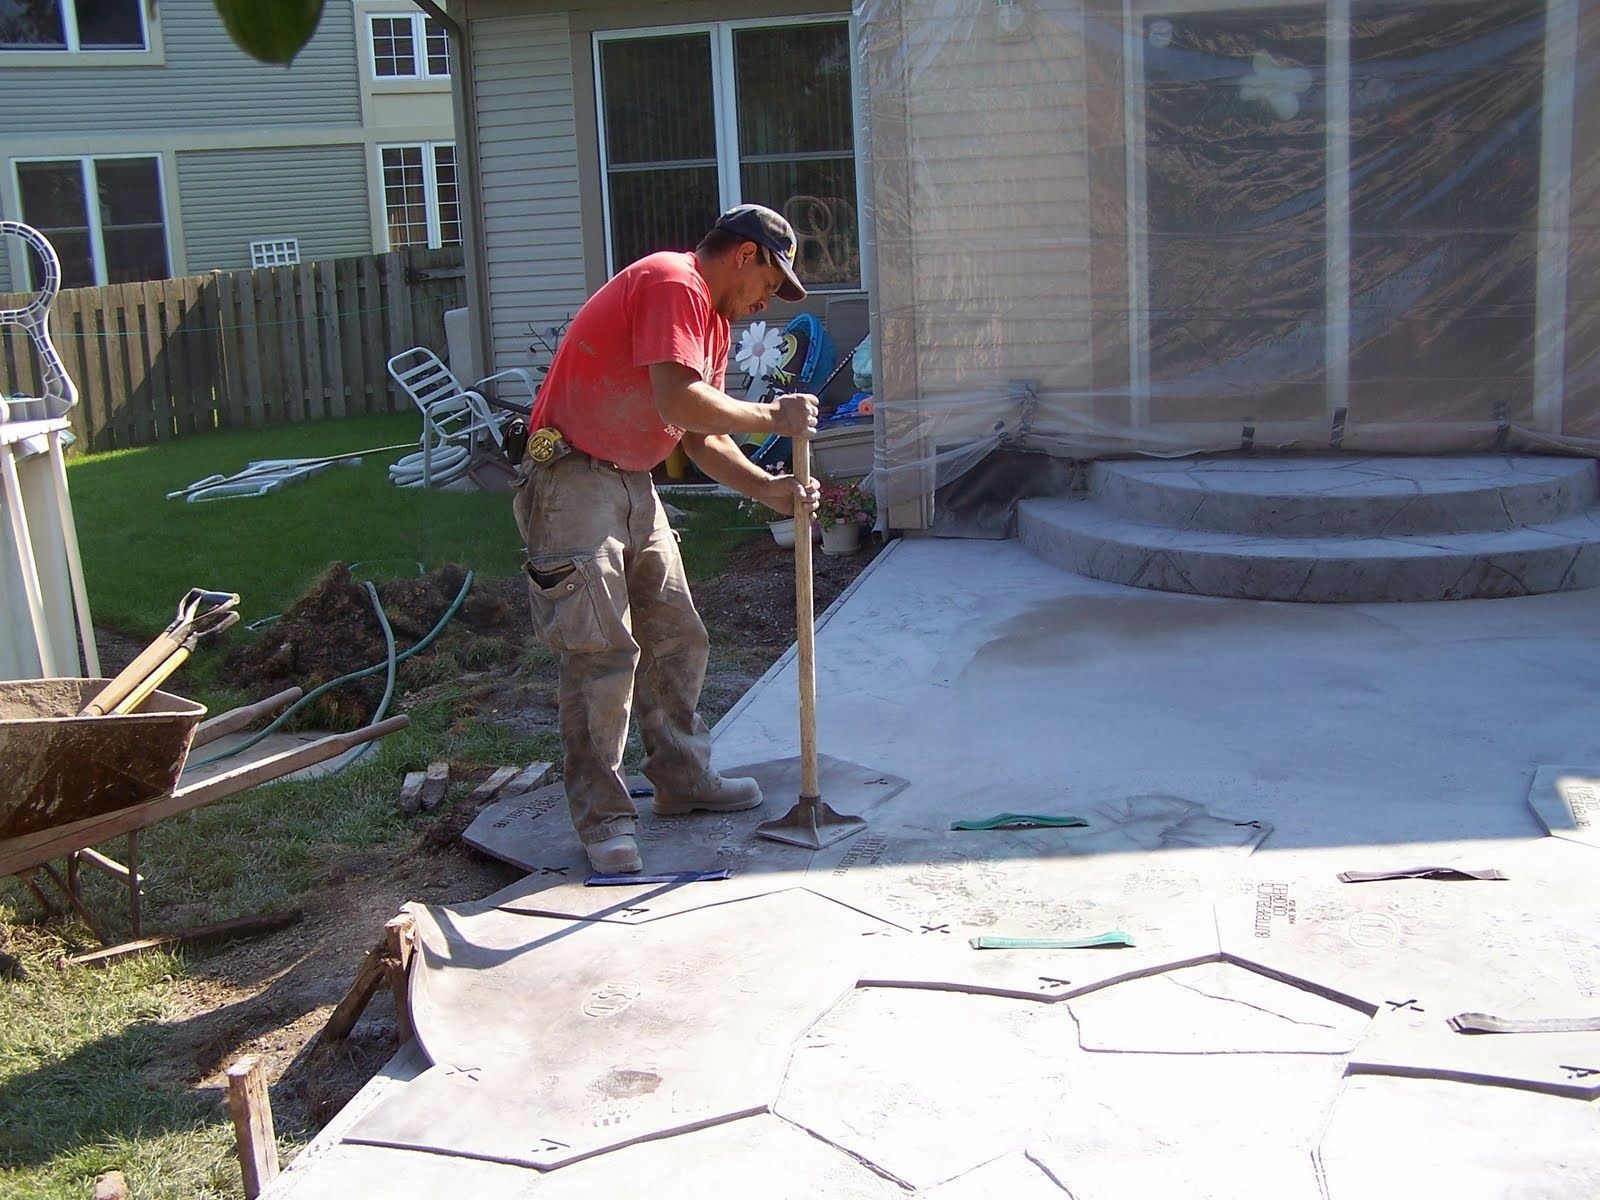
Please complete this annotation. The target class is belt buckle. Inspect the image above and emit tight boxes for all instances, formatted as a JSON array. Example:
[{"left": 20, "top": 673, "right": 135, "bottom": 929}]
[{"left": 527, "top": 427, "right": 564, "bottom": 465}]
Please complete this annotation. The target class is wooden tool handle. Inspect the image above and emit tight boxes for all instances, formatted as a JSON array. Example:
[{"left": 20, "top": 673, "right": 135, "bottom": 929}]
[
  {"left": 794, "top": 435, "right": 819, "bottom": 799},
  {"left": 80, "top": 632, "right": 185, "bottom": 715}
]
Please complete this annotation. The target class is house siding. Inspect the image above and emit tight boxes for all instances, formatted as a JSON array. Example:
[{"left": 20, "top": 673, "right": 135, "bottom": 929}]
[
  {"left": 466, "top": 11, "right": 588, "bottom": 374},
  {"left": 0, "top": 0, "right": 361, "bottom": 135},
  {"left": 177, "top": 146, "right": 374, "bottom": 272}
]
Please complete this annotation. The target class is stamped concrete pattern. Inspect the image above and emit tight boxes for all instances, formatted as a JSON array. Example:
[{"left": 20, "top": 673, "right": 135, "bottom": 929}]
[{"left": 271, "top": 526, "right": 1600, "bottom": 1198}]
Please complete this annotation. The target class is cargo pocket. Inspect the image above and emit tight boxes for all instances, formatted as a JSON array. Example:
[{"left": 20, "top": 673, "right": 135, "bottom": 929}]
[{"left": 524, "top": 555, "right": 610, "bottom": 653}]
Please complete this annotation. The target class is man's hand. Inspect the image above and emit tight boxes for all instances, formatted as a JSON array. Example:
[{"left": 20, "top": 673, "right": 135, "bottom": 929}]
[
  {"left": 760, "top": 472, "right": 821, "bottom": 519},
  {"left": 770, "top": 392, "right": 819, "bottom": 438}
]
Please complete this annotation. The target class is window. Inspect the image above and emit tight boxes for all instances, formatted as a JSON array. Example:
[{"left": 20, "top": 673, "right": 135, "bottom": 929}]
[
  {"left": 14, "top": 155, "right": 168, "bottom": 288},
  {"left": 0, "top": 0, "right": 146, "bottom": 51},
  {"left": 368, "top": 11, "right": 449, "bottom": 79},
  {"left": 596, "top": 18, "right": 859, "bottom": 288},
  {"left": 250, "top": 238, "right": 301, "bottom": 269},
  {"left": 380, "top": 142, "right": 461, "bottom": 249}
]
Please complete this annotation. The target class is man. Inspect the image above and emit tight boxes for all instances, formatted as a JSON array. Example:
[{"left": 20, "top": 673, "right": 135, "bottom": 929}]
[{"left": 513, "top": 204, "right": 821, "bottom": 874}]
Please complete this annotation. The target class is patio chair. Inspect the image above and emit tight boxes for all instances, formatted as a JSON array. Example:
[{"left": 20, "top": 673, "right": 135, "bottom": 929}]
[{"left": 386, "top": 348, "right": 535, "bottom": 488}]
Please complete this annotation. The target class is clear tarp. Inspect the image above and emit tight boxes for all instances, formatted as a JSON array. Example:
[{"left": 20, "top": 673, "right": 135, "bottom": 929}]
[{"left": 854, "top": 0, "right": 1600, "bottom": 529}]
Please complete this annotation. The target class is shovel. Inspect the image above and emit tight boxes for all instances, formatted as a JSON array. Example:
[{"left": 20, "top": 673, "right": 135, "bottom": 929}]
[{"left": 80, "top": 589, "right": 241, "bottom": 716}]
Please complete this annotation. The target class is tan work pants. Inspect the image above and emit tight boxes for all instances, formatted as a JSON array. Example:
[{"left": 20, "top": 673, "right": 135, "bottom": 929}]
[{"left": 512, "top": 452, "right": 713, "bottom": 844}]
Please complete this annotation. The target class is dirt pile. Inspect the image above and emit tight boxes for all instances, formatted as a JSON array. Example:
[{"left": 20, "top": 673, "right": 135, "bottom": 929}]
[{"left": 224, "top": 562, "right": 529, "bottom": 724}]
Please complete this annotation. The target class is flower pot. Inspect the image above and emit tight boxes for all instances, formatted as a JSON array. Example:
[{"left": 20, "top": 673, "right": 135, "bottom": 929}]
[
  {"left": 820, "top": 522, "right": 862, "bottom": 556},
  {"left": 768, "top": 518, "right": 796, "bottom": 547}
]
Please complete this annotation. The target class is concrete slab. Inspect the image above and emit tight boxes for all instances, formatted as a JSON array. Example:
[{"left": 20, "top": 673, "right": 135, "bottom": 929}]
[
  {"left": 351, "top": 890, "right": 896, "bottom": 1169},
  {"left": 281, "top": 537, "right": 1600, "bottom": 1194}
]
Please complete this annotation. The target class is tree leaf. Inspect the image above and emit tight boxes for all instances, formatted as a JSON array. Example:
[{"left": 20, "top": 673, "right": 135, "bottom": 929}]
[{"left": 213, "top": 0, "right": 325, "bottom": 65}]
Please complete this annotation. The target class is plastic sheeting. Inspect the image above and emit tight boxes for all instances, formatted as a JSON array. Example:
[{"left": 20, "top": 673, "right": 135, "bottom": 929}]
[{"left": 854, "top": 0, "right": 1600, "bottom": 528}]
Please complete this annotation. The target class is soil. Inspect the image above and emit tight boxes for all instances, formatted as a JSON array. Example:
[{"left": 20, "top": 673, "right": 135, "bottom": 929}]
[{"left": 116, "top": 531, "right": 886, "bottom": 1146}]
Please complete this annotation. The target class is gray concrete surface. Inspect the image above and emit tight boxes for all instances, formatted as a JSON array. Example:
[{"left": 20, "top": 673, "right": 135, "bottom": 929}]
[{"left": 268, "top": 533, "right": 1600, "bottom": 1199}]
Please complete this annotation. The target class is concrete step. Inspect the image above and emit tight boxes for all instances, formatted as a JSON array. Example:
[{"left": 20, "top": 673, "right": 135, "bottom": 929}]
[
  {"left": 1017, "top": 496, "right": 1600, "bottom": 602},
  {"left": 1093, "top": 456, "right": 1599, "bottom": 536}
]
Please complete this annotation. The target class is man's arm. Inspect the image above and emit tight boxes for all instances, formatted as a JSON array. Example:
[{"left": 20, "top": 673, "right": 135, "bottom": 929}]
[
  {"left": 681, "top": 433, "right": 819, "bottom": 518},
  {"left": 650, "top": 362, "right": 815, "bottom": 438}
]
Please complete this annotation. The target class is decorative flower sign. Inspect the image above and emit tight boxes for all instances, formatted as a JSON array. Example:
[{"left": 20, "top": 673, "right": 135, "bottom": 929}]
[
  {"left": 736, "top": 321, "right": 786, "bottom": 380},
  {"left": 1239, "top": 50, "right": 1312, "bottom": 120}
]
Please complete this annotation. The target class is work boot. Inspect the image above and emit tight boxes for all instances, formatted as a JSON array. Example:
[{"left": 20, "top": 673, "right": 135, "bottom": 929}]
[
  {"left": 586, "top": 834, "right": 642, "bottom": 874},
  {"left": 651, "top": 774, "right": 763, "bottom": 817}
]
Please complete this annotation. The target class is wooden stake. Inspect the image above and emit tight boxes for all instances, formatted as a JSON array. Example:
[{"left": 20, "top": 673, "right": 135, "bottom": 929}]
[
  {"left": 383, "top": 914, "right": 418, "bottom": 1041},
  {"left": 226, "top": 1055, "right": 279, "bottom": 1198}
]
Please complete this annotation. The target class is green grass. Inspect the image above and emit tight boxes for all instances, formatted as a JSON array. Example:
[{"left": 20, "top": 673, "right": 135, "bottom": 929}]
[{"left": 1, "top": 415, "right": 762, "bottom": 1199}]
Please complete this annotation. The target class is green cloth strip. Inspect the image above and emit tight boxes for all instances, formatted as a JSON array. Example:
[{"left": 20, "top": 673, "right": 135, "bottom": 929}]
[
  {"left": 969, "top": 931, "right": 1134, "bottom": 950},
  {"left": 950, "top": 813, "right": 1089, "bottom": 831}
]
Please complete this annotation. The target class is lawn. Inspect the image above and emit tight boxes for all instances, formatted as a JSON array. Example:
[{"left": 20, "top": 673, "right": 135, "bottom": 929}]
[{"left": 1, "top": 412, "right": 759, "bottom": 1199}]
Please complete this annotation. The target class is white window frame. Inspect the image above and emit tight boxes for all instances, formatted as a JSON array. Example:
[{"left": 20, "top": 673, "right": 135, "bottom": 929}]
[
  {"left": 593, "top": 14, "right": 861, "bottom": 288},
  {"left": 366, "top": 11, "right": 449, "bottom": 81},
  {"left": 0, "top": 0, "right": 150, "bottom": 54},
  {"left": 377, "top": 140, "right": 459, "bottom": 250},
  {"left": 10, "top": 152, "right": 171, "bottom": 288},
  {"left": 1123, "top": 0, "right": 1577, "bottom": 434}
]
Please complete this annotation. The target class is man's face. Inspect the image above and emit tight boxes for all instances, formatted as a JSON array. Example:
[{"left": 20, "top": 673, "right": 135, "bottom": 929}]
[{"left": 719, "top": 244, "right": 787, "bottom": 320}]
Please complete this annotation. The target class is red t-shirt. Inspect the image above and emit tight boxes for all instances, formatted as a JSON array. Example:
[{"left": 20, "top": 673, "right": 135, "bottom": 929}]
[{"left": 530, "top": 251, "right": 729, "bottom": 472}]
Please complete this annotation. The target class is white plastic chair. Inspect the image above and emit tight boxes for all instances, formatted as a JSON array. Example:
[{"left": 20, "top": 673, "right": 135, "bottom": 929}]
[{"left": 386, "top": 348, "right": 534, "bottom": 488}]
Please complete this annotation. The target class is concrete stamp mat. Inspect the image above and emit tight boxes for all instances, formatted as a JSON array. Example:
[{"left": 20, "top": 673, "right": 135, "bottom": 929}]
[
  {"left": 1318, "top": 1076, "right": 1600, "bottom": 1199},
  {"left": 1026, "top": 1053, "right": 1341, "bottom": 1200},
  {"left": 1528, "top": 765, "right": 1600, "bottom": 849},
  {"left": 351, "top": 891, "right": 897, "bottom": 1168},
  {"left": 773, "top": 987, "right": 1076, "bottom": 1190}
]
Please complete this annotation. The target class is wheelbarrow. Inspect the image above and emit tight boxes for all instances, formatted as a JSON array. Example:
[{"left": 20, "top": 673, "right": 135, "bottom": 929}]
[{"left": 0, "top": 677, "right": 408, "bottom": 943}]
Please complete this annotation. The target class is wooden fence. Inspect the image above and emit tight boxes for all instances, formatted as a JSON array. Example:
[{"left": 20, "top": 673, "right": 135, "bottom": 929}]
[{"left": 0, "top": 246, "right": 466, "bottom": 453}]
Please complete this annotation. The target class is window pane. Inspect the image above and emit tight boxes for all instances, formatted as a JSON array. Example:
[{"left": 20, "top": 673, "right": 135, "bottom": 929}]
[
  {"left": 601, "top": 35, "right": 715, "bottom": 166},
  {"left": 607, "top": 167, "right": 720, "bottom": 269},
  {"left": 734, "top": 23, "right": 853, "bottom": 157},
  {"left": 102, "top": 227, "right": 166, "bottom": 283},
  {"left": 94, "top": 157, "right": 167, "bottom": 281},
  {"left": 433, "top": 144, "right": 461, "bottom": 246},
  {"left": 741, "top": 159, "right": 859, "bottom": 288},
  {"left": 16, "top": 160, "right": 94, "bottom": 287},
  {"left": 371, "top": 16, "right": 415, "bottom": 77},
  {"left": 424, "top": 17, "right": 449, "bottom": 76},
  {"left": 382, "top": 145, "right": 429, "bottom": 247},
  {"left": 76, "top": 0, "right": 143, "bottom": 48},
  {"left": 0, "top": 0, "right": 67, "bottom": 48}
]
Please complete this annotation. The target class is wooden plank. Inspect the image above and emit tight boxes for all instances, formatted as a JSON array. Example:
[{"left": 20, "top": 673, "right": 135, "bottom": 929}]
[
  {"left": 383, "top": 913, "right": 417, "bottom": 1042},
  {"left": 75, "top": 292, "right": 111, "bottom": 453},
  {"left": 359, "top": 253, "right": 386, "bottom": 413},
  {"left": 382, "top": 251, "right": 410, "bottom": 410},
  {"left": 237, "top": 269, "right": 265, "bottom": 426},
  {"left": 124, "top": 284, "right": 157, "bottom": 446},
  {"left": 208, "top": 271, "right": 242, "bottom": 430},
  {"left": 101, "top": 288, "right": 133, "bottom": 450},
  {"left": 226, "top": 1055, "right": 279, "bottom": 1199},
  {"left": 278, "top": 266, "right": 304, "bottom": 423},
  {"left": 298, "top": 261, "right": 324, "bottom": 420},
  {"left": 336, "top": 257, "right": 364, "bottom": 415},
  {"left": 320, "top": 941, "right": 388, "bottom": 1043},
  {"left": 319, "top": 259, "right": 346, "bottom": 418},
  {"left": 174, "top": 276, "right": 207, "bottom": 436},
  {"left": 62, "top": 910, "right": 302, "bottom": 969},
  {"left": 142, "top": 281, "right": 171, "bottom": 442}
]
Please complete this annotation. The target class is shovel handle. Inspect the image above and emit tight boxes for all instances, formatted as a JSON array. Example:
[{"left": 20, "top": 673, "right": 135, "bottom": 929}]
[
  {"left": 79, "top": 633, "right": 186, "bottom": 716},
  {"left": 793, "top": 435, "right": 819, "bottom": 799}
]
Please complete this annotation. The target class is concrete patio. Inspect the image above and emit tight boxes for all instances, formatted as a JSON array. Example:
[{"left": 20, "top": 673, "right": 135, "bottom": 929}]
[{"left": 267, "top": 527, "right": 1600, "bottom": 1199}]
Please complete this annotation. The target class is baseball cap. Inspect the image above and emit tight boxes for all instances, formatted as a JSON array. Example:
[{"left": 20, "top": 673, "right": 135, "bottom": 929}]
[{"left": 713, "top": 204, "right": 806, "bottom": 302}]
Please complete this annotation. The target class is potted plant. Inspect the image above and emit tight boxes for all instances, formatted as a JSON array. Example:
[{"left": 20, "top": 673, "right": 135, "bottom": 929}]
[
  {"left": 815, "top": 477, "right": 875, "bottom": 555},
  {"left": 738, "top": 462, "right": 808, "bottom": 546}
]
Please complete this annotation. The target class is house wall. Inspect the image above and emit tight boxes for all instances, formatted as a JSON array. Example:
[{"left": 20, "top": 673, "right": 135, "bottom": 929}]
[
  {"left": 1, "top": 1, "right": 456, "bottom": 284},
  {"left": 177, "top": 147, "right": 375, "bottom": 270},
  {"left": 458, "top": 0, "right": 865, "bottom": 382}
]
